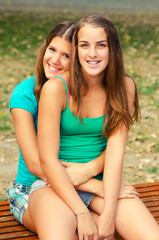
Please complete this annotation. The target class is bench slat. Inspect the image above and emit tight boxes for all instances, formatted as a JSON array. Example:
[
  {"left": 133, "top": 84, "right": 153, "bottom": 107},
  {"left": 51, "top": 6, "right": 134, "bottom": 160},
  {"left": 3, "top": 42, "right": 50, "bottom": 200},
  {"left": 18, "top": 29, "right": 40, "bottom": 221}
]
[
  {"left": 0, "top": 211, "right": 12, "bottom": 217},
  {"left": 0, "top": 225, "right": 26, "bottom": 234},
  {"left": 134, "top": 181, "right": 159, "bottom": 188},
  {"left": 0, "top": 215, "right": 15, "bottom": 222},
  {"left": 0, "top": 230, "right": 36, "bottom": 240},
  {"left": 0, "top": 220, "right": 19, "bottom": 228},
  {"left": 0, "top": 202, "right": 10, "bottom": 206},
  {"left": 12, "top": 236, "right": 39, "bottom": 240},
  {"left": 136, "top": 186, "right": 159, "bottom": 192},
  {"left": 0, "top": 205, "right": 10, "bottom": 211}
]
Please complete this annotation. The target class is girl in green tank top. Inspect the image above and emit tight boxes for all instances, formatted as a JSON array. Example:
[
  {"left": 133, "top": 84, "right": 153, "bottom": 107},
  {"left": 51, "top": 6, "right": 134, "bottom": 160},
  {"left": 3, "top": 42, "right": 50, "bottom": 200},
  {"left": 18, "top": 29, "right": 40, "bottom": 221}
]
[{"left": 29, "top": 14, "right": 159, "bottom": 240}]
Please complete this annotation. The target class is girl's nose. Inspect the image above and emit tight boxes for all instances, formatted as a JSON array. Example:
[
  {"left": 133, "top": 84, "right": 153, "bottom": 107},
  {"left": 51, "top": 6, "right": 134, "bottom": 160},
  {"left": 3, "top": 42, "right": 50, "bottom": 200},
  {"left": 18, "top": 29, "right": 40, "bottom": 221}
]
[
  {"left": 89, "top": 47, "right": 97, "bottom": 58},
  {"left": 52, "top": 53, "right": 60, "bottom": 64}
]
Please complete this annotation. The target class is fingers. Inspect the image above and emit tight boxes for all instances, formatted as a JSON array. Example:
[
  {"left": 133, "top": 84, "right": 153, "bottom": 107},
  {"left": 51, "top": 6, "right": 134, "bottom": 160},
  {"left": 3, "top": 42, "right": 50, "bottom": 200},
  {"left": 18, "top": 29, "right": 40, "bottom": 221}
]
[
  {"left": 44, "top": 178, "right": 51, "bottom": 187},
  {"left": 119, "top": 191, "right": 139, "bottom": 199},
  {"left": 78, "top": 232, "right": 98, "bottom": 240},
  {"left": 93, "top": 234, "right": 98, "bottom": 240},
  {"left": 119, "top": 185, "right": 139, "bottom": 199}
]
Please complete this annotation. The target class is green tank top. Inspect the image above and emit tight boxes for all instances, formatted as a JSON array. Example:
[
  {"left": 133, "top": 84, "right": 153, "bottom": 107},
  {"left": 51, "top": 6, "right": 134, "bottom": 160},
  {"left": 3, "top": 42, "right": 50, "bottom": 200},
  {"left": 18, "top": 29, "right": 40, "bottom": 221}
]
[{"left": 58, "top": 76, "right": 107, "bottom": 181}]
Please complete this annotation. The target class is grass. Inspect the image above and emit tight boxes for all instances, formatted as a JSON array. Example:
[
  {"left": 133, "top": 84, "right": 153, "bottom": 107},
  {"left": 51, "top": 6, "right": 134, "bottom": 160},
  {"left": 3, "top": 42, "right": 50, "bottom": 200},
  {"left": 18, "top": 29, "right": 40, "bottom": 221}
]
[
  {"left": 0, "top": 114, "right": 12, "bottom": 132},
  {"left": 1, "top": 11, "right": 159, "bottom": 58},
  {"left": 0, "top": 12, "right": 81, "bottom": 58},
  {"left": 146, "top": 166, "right": 158, "bottom": 173}
]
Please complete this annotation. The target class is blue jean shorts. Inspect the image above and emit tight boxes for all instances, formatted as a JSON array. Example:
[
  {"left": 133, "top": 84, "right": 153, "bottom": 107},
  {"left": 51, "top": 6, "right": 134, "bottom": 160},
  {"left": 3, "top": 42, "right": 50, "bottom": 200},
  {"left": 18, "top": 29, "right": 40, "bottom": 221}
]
[
  {"left": 30, "top": 179, "right": 95, "bottom": 207},
  {"left": 6, "top": 180, "right": 30, "bottom": 225}
]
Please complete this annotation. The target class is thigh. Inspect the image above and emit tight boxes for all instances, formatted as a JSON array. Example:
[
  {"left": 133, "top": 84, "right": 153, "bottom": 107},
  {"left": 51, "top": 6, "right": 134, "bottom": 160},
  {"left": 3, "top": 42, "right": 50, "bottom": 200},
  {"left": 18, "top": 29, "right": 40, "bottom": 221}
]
[
  {"left": 89, "top": 195, "right": 159, "bottom": 240},
  {"left": 115, "top": 197, "right": 159, "bottom": 240},
  {"left": 23, "top": 208, "right": 36, "bottom": 232},
  {"left": 89, "top": 195, "right": 104, "bottom": 215},
  {"left": 28, "top": 186, "right": 77, "bottom": 240}
]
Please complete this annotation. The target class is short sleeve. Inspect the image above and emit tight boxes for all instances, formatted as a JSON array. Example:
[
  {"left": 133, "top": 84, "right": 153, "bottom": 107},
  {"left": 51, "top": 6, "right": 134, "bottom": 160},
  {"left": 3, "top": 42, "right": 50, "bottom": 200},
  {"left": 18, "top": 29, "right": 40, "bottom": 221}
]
[{"left": 9, "top": 77, "right": 37, "bottom": 116}]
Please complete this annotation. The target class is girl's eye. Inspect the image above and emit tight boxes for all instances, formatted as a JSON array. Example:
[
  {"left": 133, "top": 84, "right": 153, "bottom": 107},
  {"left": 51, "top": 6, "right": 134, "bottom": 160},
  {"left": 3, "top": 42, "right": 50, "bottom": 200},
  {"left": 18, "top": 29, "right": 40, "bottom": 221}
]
[
  {"left": 98, "top": 43, "right": 106, "bottom": 47},
  {"left": 49, "top": 47, "right": 55, "bottom": 52},
  {"left": 63, "top": 54, "right": 70, "bottom": 59},
  {"left": 80, "top": 43, "right": 88, "bottom": 48}
]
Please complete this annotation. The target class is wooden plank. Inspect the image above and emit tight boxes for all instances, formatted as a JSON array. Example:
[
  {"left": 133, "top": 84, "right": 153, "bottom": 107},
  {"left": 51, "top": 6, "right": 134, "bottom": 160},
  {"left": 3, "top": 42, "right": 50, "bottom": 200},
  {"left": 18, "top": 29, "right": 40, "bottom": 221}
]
[
  {"left": 0, "top": 215, "right": 15, "bottom": 222},
  {"left": 0, "top": 210, "right": 12, "bottom": 217},
  {"left": 0, "top": 225, "right": 26, "bottom": 234},
  {"left": 0, "top": 201, "right": 10, "bottom": 206},
  {"left": 138, "top": 191, "right": 159, "bottom": 198},
  {"left": 136, "top": 185, "right": 159, "bottom": 192},
  {"left": 0, "top": 220, "right": 19, "bottom": 228},
  {"left": 0, "top": 205, "right": 10, "bottom": 211},
  {"left": 134, "top": 181, "right": 159, "bottom": 188},
  {"left": 0, "top": 230, "right": 36, "bottom": 240},
  {"left": 13, "top": 236, "right": 39, "bottom": 240},
  {"left": 139, "top": 196, "right": 159, "bottom": 203},
  {"left": 148, "top": 206, "right": 159, "bottom": 212}
]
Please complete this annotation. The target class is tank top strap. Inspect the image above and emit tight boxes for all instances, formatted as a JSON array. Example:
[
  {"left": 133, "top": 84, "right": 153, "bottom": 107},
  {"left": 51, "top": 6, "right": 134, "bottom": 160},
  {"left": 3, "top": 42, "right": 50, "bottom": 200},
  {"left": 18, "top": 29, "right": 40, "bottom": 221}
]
[{"left": 54, "top": 75, "right": 70, "bottom": 107}]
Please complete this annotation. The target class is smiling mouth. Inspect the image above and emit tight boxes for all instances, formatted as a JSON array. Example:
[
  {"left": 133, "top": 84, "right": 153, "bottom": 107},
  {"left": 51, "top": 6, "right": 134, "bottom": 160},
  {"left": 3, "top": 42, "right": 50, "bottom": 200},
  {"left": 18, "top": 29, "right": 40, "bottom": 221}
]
[
  {"left": 48, "top": 63, "right": 61, "bottom": 71},
  {"left": 87, "top": 61, "right": 100, "bottom": 65}
]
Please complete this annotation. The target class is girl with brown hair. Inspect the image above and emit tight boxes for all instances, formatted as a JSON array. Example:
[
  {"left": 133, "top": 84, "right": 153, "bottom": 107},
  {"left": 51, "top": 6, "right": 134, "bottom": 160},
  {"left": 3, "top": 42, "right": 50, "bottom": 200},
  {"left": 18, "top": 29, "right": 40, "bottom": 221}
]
[{"left": 28, "top": 14, "right": 158, "bottom": 239}]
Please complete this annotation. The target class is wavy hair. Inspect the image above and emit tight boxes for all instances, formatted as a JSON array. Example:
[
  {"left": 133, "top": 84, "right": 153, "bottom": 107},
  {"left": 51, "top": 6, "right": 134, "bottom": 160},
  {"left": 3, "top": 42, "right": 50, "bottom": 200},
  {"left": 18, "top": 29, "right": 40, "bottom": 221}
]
[
  {"left": 69, "top": 14, "right": 140, "bottom": 137},
  {"left": 34, "top": 21, "right": 76, "bottom": 102}
]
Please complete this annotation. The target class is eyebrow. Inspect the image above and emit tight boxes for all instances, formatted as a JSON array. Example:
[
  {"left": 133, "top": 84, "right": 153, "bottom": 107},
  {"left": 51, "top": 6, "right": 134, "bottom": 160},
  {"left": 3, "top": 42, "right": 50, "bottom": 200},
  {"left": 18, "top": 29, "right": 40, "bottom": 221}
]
[
  {"left": 49, "top": 44, "right": 71, "bottom": 56},
  {"left": 79, "top": 40, "right": 108, "bottom": 43},
  {"left": 48, "top": 44, "right": 55, "bottom": 48},
  {"left": 97, "top": 40, "right": 108, "bottom": 43}
]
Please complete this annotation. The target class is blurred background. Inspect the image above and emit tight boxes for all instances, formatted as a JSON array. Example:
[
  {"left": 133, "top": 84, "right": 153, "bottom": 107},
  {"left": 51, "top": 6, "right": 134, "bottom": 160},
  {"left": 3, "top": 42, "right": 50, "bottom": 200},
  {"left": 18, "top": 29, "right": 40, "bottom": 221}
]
[{"left": 0, "top": 0, "right": 159, "bottom": 200}]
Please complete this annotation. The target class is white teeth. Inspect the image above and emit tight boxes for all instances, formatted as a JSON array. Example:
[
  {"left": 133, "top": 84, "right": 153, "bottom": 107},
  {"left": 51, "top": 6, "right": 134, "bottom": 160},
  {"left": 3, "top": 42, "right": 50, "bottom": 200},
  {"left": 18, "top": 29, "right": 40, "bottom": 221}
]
[
  {"left": 49, "top": 64, "right": 60, "bottom": 71},
  {"left": 50, "top": 65, "right": 58, "bottom": 70},
  {"left": 87, "top": 61, "right": 99, "bottom": 65}
]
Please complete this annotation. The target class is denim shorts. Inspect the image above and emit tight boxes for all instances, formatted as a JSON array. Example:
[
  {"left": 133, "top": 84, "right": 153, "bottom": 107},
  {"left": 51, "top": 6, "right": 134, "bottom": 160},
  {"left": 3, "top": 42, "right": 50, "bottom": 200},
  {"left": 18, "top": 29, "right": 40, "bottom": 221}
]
[
  {"left": 6, "top": 180, "right": 30, "bottom": 225},
  {"left": 30, "top": 179, "right": 95, "bottom": 207}
]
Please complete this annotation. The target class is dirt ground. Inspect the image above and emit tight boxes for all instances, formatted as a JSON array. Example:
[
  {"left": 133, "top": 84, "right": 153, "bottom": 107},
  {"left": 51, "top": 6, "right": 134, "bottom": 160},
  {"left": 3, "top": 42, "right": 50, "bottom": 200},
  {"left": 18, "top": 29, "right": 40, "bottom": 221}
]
[{"left": 0, "top": 37, "right": 159, "bottom": 201}]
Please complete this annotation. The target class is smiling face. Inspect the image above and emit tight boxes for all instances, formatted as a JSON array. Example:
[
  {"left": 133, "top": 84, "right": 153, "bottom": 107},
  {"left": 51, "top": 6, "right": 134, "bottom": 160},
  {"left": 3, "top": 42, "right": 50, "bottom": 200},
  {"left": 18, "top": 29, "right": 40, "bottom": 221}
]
[
  {"left": 77, "top": 24, "right": 109, "bottom": 80},
  {"left": 43, "top": 36, "right": 72, "bottom": 79}
]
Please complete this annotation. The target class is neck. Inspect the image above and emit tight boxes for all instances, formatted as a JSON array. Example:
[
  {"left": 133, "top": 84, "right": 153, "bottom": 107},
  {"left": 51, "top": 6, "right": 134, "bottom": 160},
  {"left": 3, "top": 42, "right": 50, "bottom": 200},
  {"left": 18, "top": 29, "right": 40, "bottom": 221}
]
[{"left": 84, "top": 73, "right": 104, "bottom": 90}]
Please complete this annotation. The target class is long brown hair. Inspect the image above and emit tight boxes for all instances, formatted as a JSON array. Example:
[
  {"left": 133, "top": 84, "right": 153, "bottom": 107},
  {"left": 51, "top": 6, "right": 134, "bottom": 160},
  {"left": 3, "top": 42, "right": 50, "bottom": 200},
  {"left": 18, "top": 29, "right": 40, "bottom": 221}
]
[
  {"left": 34, "top": 21, "right": 76, "bottom": 102},
  {"left": 69, "top": 14, "right": 140, "bottom": 137}
]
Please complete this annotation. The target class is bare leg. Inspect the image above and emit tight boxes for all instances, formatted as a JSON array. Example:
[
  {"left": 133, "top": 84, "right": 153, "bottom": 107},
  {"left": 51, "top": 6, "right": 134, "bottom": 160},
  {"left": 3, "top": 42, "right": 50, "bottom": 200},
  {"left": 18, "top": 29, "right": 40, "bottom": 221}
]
[
  {"left": 28, "top": 186, "right": 77, "bottom": 240},
  {"left": 23, "top": 208, "right": 36, "bottom": 232},
  {"left": 115, "top": 197, "right": 159, "bottom": 240},
  {"left": 89, "top": 196, "right": 159, "bottom": 240}
]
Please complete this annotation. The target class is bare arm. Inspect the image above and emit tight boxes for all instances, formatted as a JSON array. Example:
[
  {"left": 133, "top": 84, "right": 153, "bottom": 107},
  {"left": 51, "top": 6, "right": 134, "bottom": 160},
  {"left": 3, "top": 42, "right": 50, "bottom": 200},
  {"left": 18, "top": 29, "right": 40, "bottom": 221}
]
[
  {"left": 75, "top": 178, "right": 138, "bottom": 200},
  {"left": 11, "top": 108, "right": 45, "bottom": 179},
  {"left": 37, "top": 76, "right": 98, "bottom": 238},
  {"left": 97, "top": 76, "right": 136, "bottom": 238},
  {"left": 60, "top": 149, "right": 105, "bottom": 186}
]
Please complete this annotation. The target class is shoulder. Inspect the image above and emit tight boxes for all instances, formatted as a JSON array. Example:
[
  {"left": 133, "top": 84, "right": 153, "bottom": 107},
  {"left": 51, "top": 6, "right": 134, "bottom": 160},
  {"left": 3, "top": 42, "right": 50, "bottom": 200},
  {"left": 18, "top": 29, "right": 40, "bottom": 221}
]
[
  {"left": 124, "top": 74, "right": 136, "bottom": 97},
  {"left": 42, "top": 72, "right": 69, "bottom": 95},
  {"left": 11, "top": 76, "right": 36, "bottom": 97},
  {"left": 10, "top": 76, "right": 37, "bottom": 113},
  {"left": 40, "top": 73, "right": 69, "bottom": 109},
  {"left": 124, "top": 74, "right": 137, "bottom": 111}
]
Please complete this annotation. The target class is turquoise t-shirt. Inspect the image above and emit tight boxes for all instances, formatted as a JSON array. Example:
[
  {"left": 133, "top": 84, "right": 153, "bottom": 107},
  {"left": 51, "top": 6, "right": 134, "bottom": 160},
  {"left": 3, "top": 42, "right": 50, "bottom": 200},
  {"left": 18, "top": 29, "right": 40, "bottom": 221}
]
[{"left": 10, "top": 76, "right": 38, "bottom": 186}]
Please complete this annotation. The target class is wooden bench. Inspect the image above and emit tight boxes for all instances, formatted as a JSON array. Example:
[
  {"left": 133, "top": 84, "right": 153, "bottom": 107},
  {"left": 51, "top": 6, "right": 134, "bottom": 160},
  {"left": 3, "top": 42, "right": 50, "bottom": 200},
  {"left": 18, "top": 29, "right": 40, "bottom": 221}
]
[
  {"left": 0, "top": 181, "right": 159, "bottom": 239},
  {"left": 0, "top": 201, "right": 38, "bottom": 240}
]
